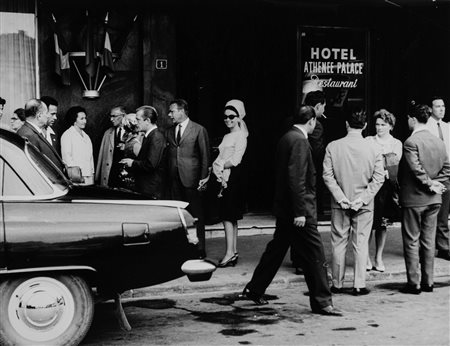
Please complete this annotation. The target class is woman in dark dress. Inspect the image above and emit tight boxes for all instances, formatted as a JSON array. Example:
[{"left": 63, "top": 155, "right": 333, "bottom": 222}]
[{"left": 210, "top": 99, "right": 249, "bottom": 267}]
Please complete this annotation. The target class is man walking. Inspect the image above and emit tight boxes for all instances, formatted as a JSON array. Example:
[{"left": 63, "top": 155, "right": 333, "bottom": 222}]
[
  {"left": 166, "top": 99, "right": 211, "bottom": 258},
  {"left": 323, "top": 109, "right": 384, "bottom": 295},
  {"left": 17, "top": 98, "right": 65, "bottom": 172},
  {"left": 399, "top": 103, "right": 450, "bottom": 294},
  {"left": 243, "top": 105, "right": 342, "bottom": 316},
  {"left": 425, "top": 96, "right": 450, "bottom": 261},
  {"left": 96, "top": 106, "right": 126, "bottom": 187},
  {"left": 291, "top": 90, "right": 327, "bottom": 274},
  {"left": 120, "top": 106, "right": 166, "bottom": 199}
]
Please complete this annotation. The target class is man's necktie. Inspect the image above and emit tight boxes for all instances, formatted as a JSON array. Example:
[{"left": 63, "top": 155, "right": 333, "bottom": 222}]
[
  {"left": 438, "top": 122, "right": 444, "bottom": 141},
  {"left": 176, "top": 124, "right": 182, "bottom": 144}
]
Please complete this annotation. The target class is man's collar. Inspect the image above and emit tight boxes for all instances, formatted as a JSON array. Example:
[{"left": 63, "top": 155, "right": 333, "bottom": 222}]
[
  {"left": 26, "top": 120, "right": 43, "bottom": 134},
  {"left": 412, "top": 124, "right": 429, "bottom": 135},
  {"left": 145, "top": 124, "right": 157, "bottom": 137},
  {"left": 179, "top": 118, "right": 189, "bottom": 127},
  {"left": 293, "top": 124, "right": 308, "bottom": 138}
]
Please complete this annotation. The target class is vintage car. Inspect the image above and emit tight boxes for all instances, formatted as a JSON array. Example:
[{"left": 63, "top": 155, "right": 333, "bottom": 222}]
[{"left": 0, "top": 129, "right": 216, "bottom": 345}]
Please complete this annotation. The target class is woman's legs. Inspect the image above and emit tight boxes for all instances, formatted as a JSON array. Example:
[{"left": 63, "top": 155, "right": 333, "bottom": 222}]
[
  {"left": 220, "top": 220, "right": 239, "bottom": 263},
  {"left": 221, "top": 220, "right": 236, "bottom": 262},
  {"left": 374, "top": 227, "right": 387, "bottom": 269}
]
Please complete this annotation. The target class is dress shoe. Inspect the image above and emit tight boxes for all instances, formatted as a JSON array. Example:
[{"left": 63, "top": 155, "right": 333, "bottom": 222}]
[
  {"left": 241, "top": 286, "right": 268, "bottom": 305},
  {"left": 352, "top": 287, "right": 370, "bottom": 296},
  {"left": 218, "top": 254, "right": 238, "bottom": 268},
  {"left": 420, "top": 284, "right": 434, "bottom": 292},
  {"left": 330, "top": 286, "right": 343, "bottom": 294},
  {"left": 294, "top": 267, "right": 304, "bottom": 275},
  {"left": 312, "top": 305, "right": 343, "bottom": 316},
  {"left": 436, "top": 250, "right": 450, "bottom": 261},
  {"left": 373, "top": 264, "right": 385, "bottom": 272},
  {"left": 400, "top": 284, "right": 421, "bottom": 295}
]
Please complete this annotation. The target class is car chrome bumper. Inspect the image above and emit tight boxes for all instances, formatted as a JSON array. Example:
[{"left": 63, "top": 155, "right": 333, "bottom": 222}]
[{"left": 181, "top": 259, "right": 216, "bottom": 282}]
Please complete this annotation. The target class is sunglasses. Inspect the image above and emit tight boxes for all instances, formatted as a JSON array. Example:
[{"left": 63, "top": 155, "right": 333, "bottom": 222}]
[{"left": 223, "top": 114, "right": 238, "bottom": 120}]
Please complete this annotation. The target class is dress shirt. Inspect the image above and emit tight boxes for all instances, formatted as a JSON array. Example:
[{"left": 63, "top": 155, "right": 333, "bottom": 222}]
[
  {"left": 176, "top": 118, "right": 189, "bottom": 139},
  {"left": 426, "top": 116, "right": 450, "bottom": 156}
]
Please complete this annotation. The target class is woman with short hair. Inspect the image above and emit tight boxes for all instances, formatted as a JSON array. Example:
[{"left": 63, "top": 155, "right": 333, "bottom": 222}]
[
  {"left": 60, "top": 106, "right": 95, "bottom": 185},
  {"left": 366, "top": 109, "right": 402, "bottom": 272}
]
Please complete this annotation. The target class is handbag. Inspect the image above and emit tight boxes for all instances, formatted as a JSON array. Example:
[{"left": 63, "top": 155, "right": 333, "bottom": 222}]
[
  {"left": 66, "top": 166, "right": 85, "bottom": 184},
  {"left": 383, "top": 152, "right": 399, "bottom": 183}
]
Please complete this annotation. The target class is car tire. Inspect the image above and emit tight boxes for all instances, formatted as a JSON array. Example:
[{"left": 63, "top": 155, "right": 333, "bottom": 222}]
[{"left": 0, "top": 274, "right": 94, "bottom": 346}]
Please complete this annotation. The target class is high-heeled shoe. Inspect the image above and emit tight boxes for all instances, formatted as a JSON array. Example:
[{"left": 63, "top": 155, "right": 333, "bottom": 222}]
[
  {"left": 218, "top": 254, "right": 238, "bottom": 268},
  {"left": 234, "top": 252, "right": 239, "bottom": 264}
]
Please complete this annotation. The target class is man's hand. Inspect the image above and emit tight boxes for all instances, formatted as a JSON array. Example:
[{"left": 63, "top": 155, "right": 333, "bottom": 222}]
[
  {"left": 338, "top": 198, "right": 351, "bottom": 210},
  {"left": 119, "top": 158, "right": 133, "bottom": 167},
  {"left": 293, "top": 216, "right": 306, "bottom": 228},
  {"left": 430, "top": 180, "right": 446, "bottom": 194},
  {"left": 350, "top": 198, "right": 364, "bottom": 211}
]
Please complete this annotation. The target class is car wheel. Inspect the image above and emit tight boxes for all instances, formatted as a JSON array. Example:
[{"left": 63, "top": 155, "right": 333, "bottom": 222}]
[{"left": 0, "top": 275, "right": 94, "bottom": 346}]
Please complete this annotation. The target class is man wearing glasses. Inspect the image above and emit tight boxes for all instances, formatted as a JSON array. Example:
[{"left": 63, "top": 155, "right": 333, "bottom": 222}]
[{"left": 96, "top": 106, "right": 126, "bottom": 187}]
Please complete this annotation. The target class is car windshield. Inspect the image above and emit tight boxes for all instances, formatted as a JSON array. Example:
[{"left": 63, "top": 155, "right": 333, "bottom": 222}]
[{"left": 26, "top": 143, "right": 69, "bottom": 190}]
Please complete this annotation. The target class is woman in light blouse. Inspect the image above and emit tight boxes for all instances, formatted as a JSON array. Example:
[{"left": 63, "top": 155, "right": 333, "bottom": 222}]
[
  {"left": 60, "top": 106, "right": 95, "bottom": 185},
  {"left": 366, "top": 109, "right": 402, "bottom": 272},
  {"left": 211, "top": 99, "right": 249, "bottom": 268}
]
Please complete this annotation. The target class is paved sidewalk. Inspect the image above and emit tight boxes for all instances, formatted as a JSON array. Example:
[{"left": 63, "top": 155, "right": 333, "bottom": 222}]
[{"left": 129, "top": 213, "right": 450, "bottom": 298}]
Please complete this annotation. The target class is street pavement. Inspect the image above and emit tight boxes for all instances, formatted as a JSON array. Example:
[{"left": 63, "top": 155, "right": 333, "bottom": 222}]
[{"left": 128, "top": 213, "right": 450, "bottom": 298}]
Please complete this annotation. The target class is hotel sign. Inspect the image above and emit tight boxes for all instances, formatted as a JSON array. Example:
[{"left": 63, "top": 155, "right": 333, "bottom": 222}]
[{"left": 298, "top": 27, "right": 368, "bottom": 112}]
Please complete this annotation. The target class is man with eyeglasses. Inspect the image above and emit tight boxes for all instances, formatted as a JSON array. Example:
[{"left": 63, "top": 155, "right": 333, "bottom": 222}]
[
  {"left": 167, "top": 99, "right": 211, "bottom": 258},
  {"left": 96, "top": 105, "right": 127, "bottom": 187}
]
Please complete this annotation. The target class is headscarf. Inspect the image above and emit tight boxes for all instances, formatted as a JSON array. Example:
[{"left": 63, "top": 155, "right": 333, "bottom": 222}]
[{"left": 224, "top": 99, "right": 249, "bottom": 137}]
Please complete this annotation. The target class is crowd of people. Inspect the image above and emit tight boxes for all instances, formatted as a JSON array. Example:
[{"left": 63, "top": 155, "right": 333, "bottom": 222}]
[
  {"left": 1, "top": 92, "right": 449, "bottom": 317},
  {"left": 0, "top": 96, "right": 248, "bottom": 264}
]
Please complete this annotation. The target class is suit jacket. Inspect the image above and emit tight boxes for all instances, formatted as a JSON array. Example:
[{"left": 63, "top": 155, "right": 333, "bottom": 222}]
[
  {"left": 131, "top": 128, "right": 166, "bottom": 198},
  {"left": 17, "top": 122, "right": 65, "bottom": 172},
  {"left": 166, "top": 120, "right": 211, "bottom": 188},
  {"left": 323, "top": 131, "right": 385, "bottom": 210},
  {"left": 273, "top": 126, "right": 317, "bottom": 223},
  {"left": 399, "top": 128, "right": 450, "bottom": 207},
  {"left": 95, "top": 127, "right": 115, "bottom": 186}
]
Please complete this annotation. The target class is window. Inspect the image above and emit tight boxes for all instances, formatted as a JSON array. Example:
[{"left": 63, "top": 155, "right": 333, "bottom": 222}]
[
  {"left": 0, "top": 0, "right": 36, "bottom": 128},
  {"left": 2, "top": 159, "right": 32, "bottom": 196}
]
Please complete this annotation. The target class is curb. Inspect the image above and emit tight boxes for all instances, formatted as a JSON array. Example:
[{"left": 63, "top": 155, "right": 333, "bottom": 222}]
[{"left": 125, "top": 264, "right": 450, "bottom": 299}]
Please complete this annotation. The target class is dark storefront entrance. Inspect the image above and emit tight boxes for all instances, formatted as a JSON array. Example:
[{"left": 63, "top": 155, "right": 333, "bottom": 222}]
[{"left": 2, "top": 0, "right": 448, "bottom": 213}]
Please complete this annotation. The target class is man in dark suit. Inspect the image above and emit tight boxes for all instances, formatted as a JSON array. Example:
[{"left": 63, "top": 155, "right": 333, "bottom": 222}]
[
  {"left": 40, "top": 96, "right": 60, "bottom": 153},
  {"left": 242, "top": 105, "right": 342, "bottom": 316},
  {"left": 120, "top": 106, "right": 166, "bottom": 199},
  {"left": 291, "top": 90, "right": 327, "bottom": 275},
  {"left": 17, "top": 98, "right": 65, "bottom": 173},
  {"left": 167, "top": 99, "right": 211, "bottom": 258},
  {"left": 399, "top": 103, "right": 450, "bottom": 294}
]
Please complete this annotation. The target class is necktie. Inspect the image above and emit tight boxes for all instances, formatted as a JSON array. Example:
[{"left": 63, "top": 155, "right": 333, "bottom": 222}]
[
  {"left": 437, "top": 122, "right": 444, "bottom": 141},
  {"left": 176, "top": 124, "right": 182, "bottom": 144}
]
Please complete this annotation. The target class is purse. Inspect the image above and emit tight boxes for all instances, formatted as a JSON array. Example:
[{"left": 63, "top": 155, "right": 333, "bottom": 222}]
[
  {"left": 383, "top": 152, "right": 399, "bottom": 183},
  {"left": 66, "top": 166, "right": 85, "bottom": 184}
]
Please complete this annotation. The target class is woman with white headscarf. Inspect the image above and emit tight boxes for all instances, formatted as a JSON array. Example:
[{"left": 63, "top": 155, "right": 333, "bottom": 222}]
[{"left": 211, "top": 99, "right": 249, "bottom": 267}]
